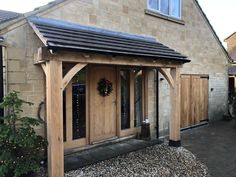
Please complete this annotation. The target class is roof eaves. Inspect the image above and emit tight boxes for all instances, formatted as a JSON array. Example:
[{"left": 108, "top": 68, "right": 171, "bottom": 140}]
[
  {"left": 194, "top": 0, "right": 232, "bottom": 62},
  {"left": 0, "top": 12, "right": 23, "bottom": 25},
  {"left": 224, "top": 32, "right": 236, "bottom": 42}
]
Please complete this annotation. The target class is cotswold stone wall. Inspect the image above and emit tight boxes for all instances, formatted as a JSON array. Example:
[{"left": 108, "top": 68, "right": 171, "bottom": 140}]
[
  {"left": 2, "top": 23, "right": 45, "bottom": 135},
  {"left": 1, "top": 0, "right": 228, "bottom": 137},
  {"left": 225, "top": 34, "right": 236, "bottom": 60}
]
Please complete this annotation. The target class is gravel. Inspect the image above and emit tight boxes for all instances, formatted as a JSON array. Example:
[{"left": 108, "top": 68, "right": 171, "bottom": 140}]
[{"left": 63, "top": 144, "right": 211, "bottom": 177}]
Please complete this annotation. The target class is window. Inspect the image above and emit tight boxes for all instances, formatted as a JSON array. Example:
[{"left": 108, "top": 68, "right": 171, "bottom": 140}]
[
  {"left": 120, "top": 69, "right": 131, "bottom": 130},
  {"left": 72, "top": 69, "right": 86, "bottom": 140},
  {"left": 63, "top": 68, "right": 86, "bottom": 142},
  {"left": 148, "top": 0, "right": 181, "bottom": 19},
  {"left": 134, "top": 69, "right": 143, "bottom": 127}
]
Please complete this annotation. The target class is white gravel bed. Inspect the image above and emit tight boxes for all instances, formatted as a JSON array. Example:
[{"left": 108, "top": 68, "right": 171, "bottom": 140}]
[{"left": 64, "top": 144, "right": 211, "bottom": 177}]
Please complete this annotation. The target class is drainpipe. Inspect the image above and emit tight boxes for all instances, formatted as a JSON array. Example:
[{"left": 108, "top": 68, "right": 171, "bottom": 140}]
[
  {"left": 156, "top": 69, "right": 159, "bottom": 138},
  {"left": 0, "top": 46, "right": 4, "bottom": 119}
]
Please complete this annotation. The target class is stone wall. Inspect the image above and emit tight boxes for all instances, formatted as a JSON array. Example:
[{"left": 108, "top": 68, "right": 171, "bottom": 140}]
[
  {"left": 2, "top": 23, "right": 45, "bottom": 135},
  {"left": 1, "top": 0, "right": 229, "bottom": 137},
  {"left": 225, "top": 33, "right": 236, "bottom": 60}
]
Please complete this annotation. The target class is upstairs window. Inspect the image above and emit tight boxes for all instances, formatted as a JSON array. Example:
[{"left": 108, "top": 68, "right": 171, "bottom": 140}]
[{"left": 148, "top": 0, "right": 181, "bottom": 19}]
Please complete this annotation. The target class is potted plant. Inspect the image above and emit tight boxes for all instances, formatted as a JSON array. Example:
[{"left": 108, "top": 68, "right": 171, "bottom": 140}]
[{"left": 0, "top": 91, "right": 47, "bottom": 177}]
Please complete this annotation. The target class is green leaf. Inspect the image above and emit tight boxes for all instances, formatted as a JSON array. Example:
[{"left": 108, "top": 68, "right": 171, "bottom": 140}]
[{"left": 0, "top": 91, "right": 48, "bottom": 176}]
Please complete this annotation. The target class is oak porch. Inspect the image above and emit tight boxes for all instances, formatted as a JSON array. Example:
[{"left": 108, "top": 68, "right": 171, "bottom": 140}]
[{"left": 36, "top": 48, "right": 183, "bottom": 177}]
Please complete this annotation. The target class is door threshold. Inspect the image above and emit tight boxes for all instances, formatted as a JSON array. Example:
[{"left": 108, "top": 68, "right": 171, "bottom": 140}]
[
  {"left": 181, "top": 121, "right": 209, "bottom": 132},
  {"left": 65, "top": 135, "right": 136, "bottom": 155},
  {"left": 92, "top": 136, "right": 119, "bottom": 145}
]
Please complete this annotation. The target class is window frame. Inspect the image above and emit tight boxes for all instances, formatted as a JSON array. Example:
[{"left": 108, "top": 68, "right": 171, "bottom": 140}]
[{"left": 147, "top": 0, "right": 182, "bottom": 20}]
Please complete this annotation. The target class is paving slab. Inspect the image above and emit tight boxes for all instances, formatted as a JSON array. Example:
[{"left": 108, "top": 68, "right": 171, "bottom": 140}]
[
  {"left": 182, "top": 120, "right": 236, "bottom": 177},
  {"left": 64, "top": 139, "right": 162, "bottom": 172}
]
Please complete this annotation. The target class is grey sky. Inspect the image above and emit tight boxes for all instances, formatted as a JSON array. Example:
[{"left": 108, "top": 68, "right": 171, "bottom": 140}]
[{"left": 197, "top": 0, "right": 236, "bottom": 45}]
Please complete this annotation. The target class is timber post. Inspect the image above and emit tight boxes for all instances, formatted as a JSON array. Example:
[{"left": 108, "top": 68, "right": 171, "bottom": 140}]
[
  {"left": 169, "top": 67, "right": 181, "bottom": 147},
  {"left": 46, "top": 59, "right": 64, "bottom": 177}
]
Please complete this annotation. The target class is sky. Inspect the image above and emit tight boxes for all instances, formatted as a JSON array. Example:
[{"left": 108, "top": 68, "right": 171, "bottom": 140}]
[
  {"left": 0, "top": 0, "right": 53, "bottom": 13},
  {"left": 197, "top": 0, "right": 236, "bottom": 46},
  {"left": 0, "top": 0, "right": 235, "bottom": 46}
]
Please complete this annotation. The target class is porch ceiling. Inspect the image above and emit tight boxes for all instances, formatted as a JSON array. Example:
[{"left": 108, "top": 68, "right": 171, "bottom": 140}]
[{"left": 28, "top": 16, "right": 190, "bottom": 63}]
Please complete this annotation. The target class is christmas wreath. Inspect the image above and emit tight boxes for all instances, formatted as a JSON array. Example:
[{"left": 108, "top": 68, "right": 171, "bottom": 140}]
[{"left": 97, "top": 78, "right": 113, "bottom": 96}]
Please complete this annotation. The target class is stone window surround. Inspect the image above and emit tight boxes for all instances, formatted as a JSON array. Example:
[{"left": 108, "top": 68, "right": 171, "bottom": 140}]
[{"left": 145, "top": 9, "right": 185, "bottom": 25}]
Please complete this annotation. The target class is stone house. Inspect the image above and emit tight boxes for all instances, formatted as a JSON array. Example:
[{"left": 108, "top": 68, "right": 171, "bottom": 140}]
[
  {"left": 0, "top": 0, "right": 229, "bottom": 176},
  {"left": 225, "top": 32, "right": 236, "bottom": 103}
]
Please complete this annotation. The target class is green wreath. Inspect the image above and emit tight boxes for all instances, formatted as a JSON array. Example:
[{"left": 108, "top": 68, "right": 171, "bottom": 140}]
[{"left": 97, "top": 78, "right": 113, "bottom": 96}]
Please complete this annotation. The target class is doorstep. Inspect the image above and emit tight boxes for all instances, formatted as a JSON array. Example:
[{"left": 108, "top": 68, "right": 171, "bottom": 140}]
[{"left": 64, "top": 138, "right": 162, "bottom": 172}]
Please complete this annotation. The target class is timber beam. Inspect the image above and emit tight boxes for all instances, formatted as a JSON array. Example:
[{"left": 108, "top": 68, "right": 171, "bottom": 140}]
[
  {"left": 158, "top": 68, "right": 175, "bottom": 88},
  {"left": 62, "top": 63, "right": 87, "bottom": 90},
  {"left": 34, "top": 47, "right": 184, "bottom": 68}
]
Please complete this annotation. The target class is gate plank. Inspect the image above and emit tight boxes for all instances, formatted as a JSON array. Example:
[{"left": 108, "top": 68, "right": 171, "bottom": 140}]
[{"left": 180, "top": 75, "right": 209, "bottom": 129}]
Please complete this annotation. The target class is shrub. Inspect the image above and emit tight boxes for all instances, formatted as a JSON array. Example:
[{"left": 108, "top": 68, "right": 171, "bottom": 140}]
[{"left": 0, "top": 91, "right": 47, "bottom": 177}]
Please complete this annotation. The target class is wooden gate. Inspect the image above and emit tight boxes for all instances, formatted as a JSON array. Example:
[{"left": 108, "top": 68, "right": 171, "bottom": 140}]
[{"left": 180, "top": 75, "right": 209, "bottom": 128}]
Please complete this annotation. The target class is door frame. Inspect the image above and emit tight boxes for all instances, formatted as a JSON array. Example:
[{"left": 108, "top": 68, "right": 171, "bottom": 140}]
[
  {"left": 117, "top": 67, "right": 147, "bottom": 137},
  {"left": 64, "top": 64, "right": 148, "bottom": 150},
  {"left": 64, "top": 67, "right": 89, "bottom": 149}
]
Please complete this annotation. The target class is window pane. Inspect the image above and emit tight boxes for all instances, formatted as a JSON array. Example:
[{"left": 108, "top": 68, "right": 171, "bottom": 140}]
[
  {"left": 72, "top": 69, "right": 86, "bottom": 140},
  {"left": 149, "top": 0, "right": 159, "bottom": 10},
  {"left": 160, "top": 0, "right": 169, "bottom": 15},
  {"left": 120, "top": 69, "right": 130, "bottom": 130},
  {"left": 134, "top": 69, "right": 143, "bottom": 127},
  {"left": 170, "top": 0, "right": 180, "bottom": 18}
]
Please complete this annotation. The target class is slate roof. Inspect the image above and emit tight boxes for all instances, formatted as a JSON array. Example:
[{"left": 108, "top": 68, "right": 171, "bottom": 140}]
[
  {"left": 0, "top": 10, "right": 22, "bottom": 24},
  {"left": 28, "top": 16, "right": 189, "bottom": 62}
]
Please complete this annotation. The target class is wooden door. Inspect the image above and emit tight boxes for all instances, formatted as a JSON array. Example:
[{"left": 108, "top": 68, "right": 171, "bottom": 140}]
[
  {"left": 89, "top": 66, "right": 117, "bottom": 143},
  {"left": 180, "top": 75, "right": 209, "bottom": 128},
  {"left": 180, "top": 75, "right": 192, "bottom": 128}
]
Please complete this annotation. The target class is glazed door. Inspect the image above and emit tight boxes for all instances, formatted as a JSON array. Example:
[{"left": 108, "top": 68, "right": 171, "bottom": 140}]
[{"left": 89, "top": 66, "right": 117, "bottom": 143}]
